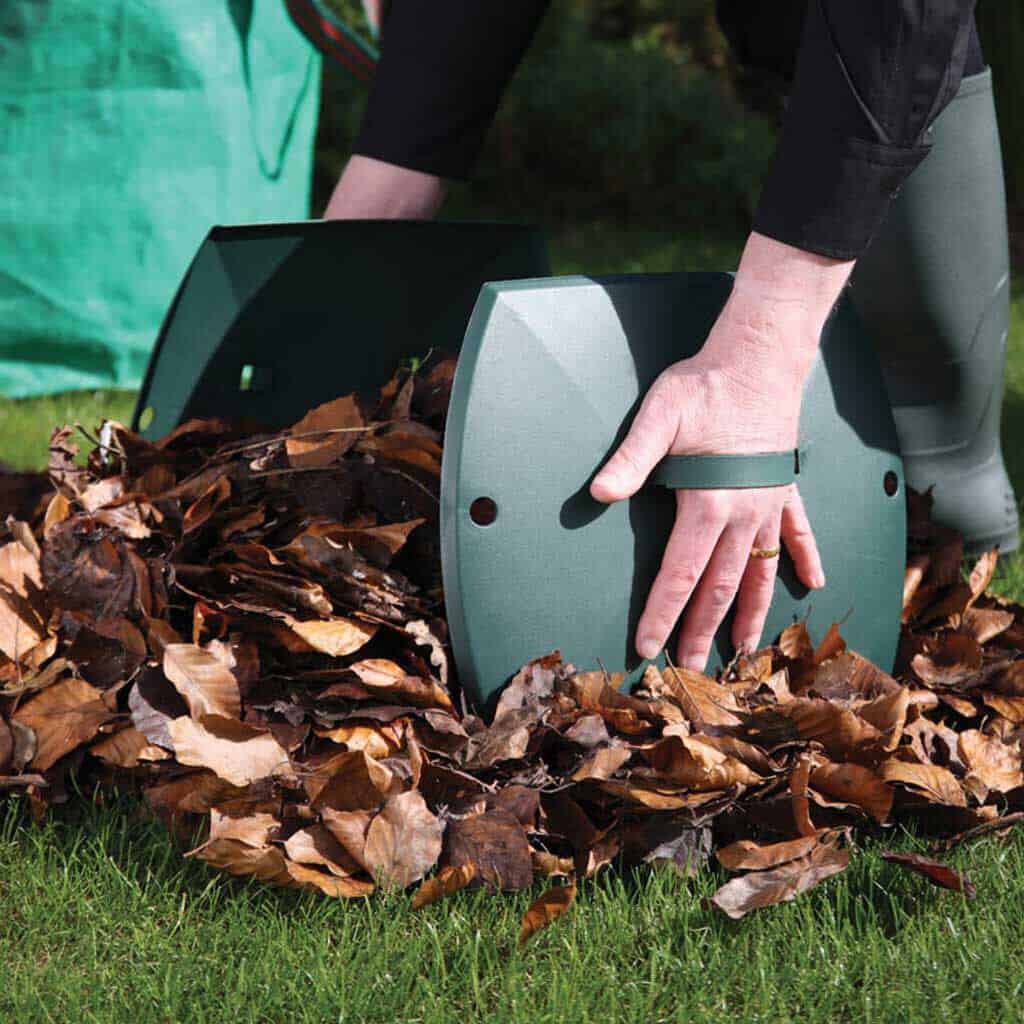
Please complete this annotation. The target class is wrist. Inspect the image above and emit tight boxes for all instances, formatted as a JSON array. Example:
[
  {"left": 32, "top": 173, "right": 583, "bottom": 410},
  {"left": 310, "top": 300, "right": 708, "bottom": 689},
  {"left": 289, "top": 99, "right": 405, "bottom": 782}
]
[
  {"left": 701, "top": 232, "right": 854, "bottom": 383},
  {"left": 323, "top": 156, "right": 446, "bottom": 221},
  {"left": 734, "top": 231, "right": 854, "bottom": 315}
]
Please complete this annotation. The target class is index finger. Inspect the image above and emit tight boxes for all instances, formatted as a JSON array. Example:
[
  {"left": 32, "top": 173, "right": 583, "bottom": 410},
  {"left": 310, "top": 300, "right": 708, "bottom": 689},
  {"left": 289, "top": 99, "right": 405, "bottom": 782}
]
[{"left": 634, "top": 490, "right": 727, "bottom": 660}]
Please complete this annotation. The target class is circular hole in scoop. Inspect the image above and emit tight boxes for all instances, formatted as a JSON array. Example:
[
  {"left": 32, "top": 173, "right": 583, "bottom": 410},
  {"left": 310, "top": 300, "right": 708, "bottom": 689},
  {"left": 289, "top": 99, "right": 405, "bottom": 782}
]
[
  {"left": 883, "top": 470, "right": 900, "bottom": 497},
  {"left": 138, "top": 406, "right": 155, "bottom": 431},
  {"left": 470, "top": 497, "right": 498, "bottom": 526}
]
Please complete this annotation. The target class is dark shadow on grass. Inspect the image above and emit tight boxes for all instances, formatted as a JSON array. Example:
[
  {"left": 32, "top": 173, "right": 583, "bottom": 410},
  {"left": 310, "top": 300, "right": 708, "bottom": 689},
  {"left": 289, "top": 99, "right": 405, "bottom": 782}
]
[{"left": 1001, "top": 382, "right": 1024, "bottom": 501}]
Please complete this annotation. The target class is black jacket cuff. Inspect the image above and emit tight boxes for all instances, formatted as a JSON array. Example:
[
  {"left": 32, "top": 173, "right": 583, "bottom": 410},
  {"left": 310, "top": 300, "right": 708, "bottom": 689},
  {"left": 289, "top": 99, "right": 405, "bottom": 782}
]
[{"left": 753, "top": 133, "right": 931, "bottom": 261}]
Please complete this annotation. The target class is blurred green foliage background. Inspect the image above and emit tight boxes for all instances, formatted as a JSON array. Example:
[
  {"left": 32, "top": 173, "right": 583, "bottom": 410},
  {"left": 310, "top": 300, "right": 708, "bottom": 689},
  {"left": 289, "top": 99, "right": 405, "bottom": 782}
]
[
  {"left": 315, "top": 0, "right": 1022, "bottom": 236},
  {"left": 314, "top": 1, "right": 777, "bottom": 235}
]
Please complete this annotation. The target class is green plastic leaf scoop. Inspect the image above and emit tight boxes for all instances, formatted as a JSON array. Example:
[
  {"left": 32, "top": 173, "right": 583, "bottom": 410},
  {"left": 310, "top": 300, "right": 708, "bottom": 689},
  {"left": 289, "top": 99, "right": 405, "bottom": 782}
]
[{"left": 442, "top": 274, "right": 905, "bottom": 707}]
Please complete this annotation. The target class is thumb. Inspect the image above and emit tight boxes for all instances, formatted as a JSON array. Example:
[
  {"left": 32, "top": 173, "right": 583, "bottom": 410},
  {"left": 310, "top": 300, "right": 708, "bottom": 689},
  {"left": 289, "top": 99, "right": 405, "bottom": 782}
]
[{"left": 591, "top": 387, "right": 677, "bottom": 503}]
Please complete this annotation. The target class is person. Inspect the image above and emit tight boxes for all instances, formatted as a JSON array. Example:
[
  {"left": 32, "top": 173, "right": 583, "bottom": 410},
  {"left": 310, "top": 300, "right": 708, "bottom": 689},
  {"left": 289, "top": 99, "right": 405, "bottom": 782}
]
[{"left": 323, "top": 1, "right": 1010, "bottom": 671}]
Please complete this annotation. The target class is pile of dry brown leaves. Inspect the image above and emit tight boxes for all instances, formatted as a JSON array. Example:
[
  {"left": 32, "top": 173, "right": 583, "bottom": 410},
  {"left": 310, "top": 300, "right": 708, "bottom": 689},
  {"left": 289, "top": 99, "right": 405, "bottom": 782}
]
[{"left": 2, "top": 359, "right": 1024, "bottom": 943}]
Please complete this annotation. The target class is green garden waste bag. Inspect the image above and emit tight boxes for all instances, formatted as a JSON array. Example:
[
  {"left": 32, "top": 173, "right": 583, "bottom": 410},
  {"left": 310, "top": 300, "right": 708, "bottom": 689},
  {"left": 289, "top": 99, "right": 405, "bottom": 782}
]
[{"left": 0, "top": 0, "right": 321, "bottom": 398}]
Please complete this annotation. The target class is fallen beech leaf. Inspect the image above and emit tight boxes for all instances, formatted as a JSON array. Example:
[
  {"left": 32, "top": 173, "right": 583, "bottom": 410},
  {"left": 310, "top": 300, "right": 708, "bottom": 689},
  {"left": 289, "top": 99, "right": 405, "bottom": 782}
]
[
  {"left": 857, "top": 688, "right": 910, "bottom": 752},
  {"left": 813, "top": 622, "right": 847, "bottom": 665},
  {"left": 903, "top": 555, "right": 930, "bottom": 614},
  {"left": 90, "top": 726, "right": 170, "bottom": 767},
  {"left": 307, "top": 750, "right": 395, "bottom": 812},
  {"left": 285, "top": 859, "right": 374, "bottom": 898},
  {"left": 144, "top": 770, "right": 254, "bottom": 819},
  {"left": 193, "top": 838, "right": 293, "bottom": 886},
  {"left": 284, "top": 616, "right": 377, "bottom": 657},
  {"left": 206, "top": 808, "right": 279, "bottom": 847},
  {"left": 962, "top": 607, "right": 1014, "bottom": 644},
  {"left": 779, "top": 622, "right": 814, "bottom": 664},
  {"left": 488, "top": 786, "right": 541, "bottom": 828},
  {"left": 182, "top": 475, "right": 231, "bottom": 535},
  {"left": 939, "top": 692, "right": 980, "bottom": 718},
  {"left": 363, "top": 790, "right": 443, "bottom": 888},
  {"left": 658, "top": 665, "right": 741, "bottom": 727},
  {"left": 711, "top": 841, "right": 849, "bottom": 919},
  {"left": 881, "top": 760, "right": 966, "bottom": 807},
  {"left": 66, "top": 616, "right": 147, "bottom": 688},
  {"left": 968, "top": 548, "right": 1000, "bottom": 606},
  {"left": 880, "top": 851, "right": 976, "bottom": 897},
  {"left": 331, "top": 519, "right": 424, "bottom": 568},
  {"left": 0, "top": 539, "right": 47, "bottom": 660},
  {"left": 810, "top": 761, "right": 893, "bottom": 823},
  {"left": 284, "top": 825, "right": 364, "bottom": 878},
  {"left": 411, "top": 864, "right": 477, "bottom": 909},
  {"left": 911, "top": 634, "right": 983, "bottom": 687},
  {"left": 12, "top": 675, "right": 114, "bottom": 771},
  {"left": 128, "top": 669, "right": 188, "bottom": 749},
  {"left": 599, "top": 782, "right": 725, "bottom": 811},
  {"left": 163, "top": 643, "right": 241, "bottom": 720},
  {"left": 313, "top": 723, "right": 401, "bottom": 759},
  {"left": 717, "top": 834, "right": 822, "bottom": 871},
  {"left": 6, "top": 518, "right": 40, "bottom": 562},
  {"left": 571, "top": 745, "right": 632, "bottom": 781},
  {"left": 789, "top": 756, "right": 817, "bottom": 837},
  {"left": 167, "top": 715, "right": 288, "bottom": 787},
  {"left": 9, "top": 719, "right": 36, "bottom": 771},
  {"left": 347, "top": 658, "right": 452, "bottom": 711},
  {"left": 690, "top": 733, "right": 774, "bottom": 775},
  {"left": 531, "top": 850, "right": 576, "bottom": 878},
  {"left": 646, "top": 734, "right": 762, "bottom": 790},
  {"left": 982, "top": 661, "right": 1024, "bottom": 697},
  {"left": 571, "top": 670, "right": 653, "bottom": 734},
  {"left": 443, "top": 809, "right": 534, "bottom": 890},
  {"left": 776, "top": 699, "right": 885, "bottom": 763},
  {"left": 981, "top": 691, "right": 1024, "bottom": 723},
  {"left": 287, "top": 395, "right": 365, "bottom": 469},
  {"left": 519, "top": 880, "right": 577, "bottom": 945},
  {"left": 957, "top": 729, "right": 1023, "bottom": 793}
]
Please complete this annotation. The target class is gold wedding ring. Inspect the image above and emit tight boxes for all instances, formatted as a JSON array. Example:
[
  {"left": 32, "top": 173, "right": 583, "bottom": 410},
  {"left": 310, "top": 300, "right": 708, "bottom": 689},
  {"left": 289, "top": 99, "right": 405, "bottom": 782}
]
[{"left": 750, "top": 545, "right": 781, "bottom": 560}]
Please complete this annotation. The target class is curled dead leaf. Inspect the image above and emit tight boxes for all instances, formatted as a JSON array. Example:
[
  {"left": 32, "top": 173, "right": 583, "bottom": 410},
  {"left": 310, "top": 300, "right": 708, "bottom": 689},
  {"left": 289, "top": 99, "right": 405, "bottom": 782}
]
[
  {"left": 519, "top": 880, "right": 577, "bottom": 945},
  {"left": 411, "top": 864, "right": 478, "bottom": 909},
  {"left": 711, "top": 841, "right": 849, "bottom": 919}
]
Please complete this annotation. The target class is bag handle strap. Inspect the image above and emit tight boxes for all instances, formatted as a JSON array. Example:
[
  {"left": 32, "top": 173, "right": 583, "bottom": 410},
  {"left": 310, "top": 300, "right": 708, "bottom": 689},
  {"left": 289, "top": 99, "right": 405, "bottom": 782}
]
[
  {"left": 284, "top": 0, "right": 379, "bottom": 83},
  {"left": 652, "top": 448, "right": 805, "bottom": 489}
]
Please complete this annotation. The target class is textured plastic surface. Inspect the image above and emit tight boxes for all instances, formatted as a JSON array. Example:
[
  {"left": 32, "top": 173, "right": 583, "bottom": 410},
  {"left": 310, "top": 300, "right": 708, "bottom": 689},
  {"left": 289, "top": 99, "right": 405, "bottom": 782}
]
[
  {"left": 444, "top": 274, "right": 906, "bottom": 709},
  {"left": 654, "top": 449, "right": 804, "bottom": 489},
  {"left": 132, "top": 221, "right": 550, "bottom": 437},
  {"left": 851, "top": 69, "right": 1018, "bottom": 556}
]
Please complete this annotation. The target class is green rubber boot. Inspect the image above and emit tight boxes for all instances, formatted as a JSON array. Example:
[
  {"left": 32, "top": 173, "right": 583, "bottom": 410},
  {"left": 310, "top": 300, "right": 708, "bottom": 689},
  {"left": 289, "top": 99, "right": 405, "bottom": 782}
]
[{"left": 850, "top": 68, "right": 1018, "bottom": 556}]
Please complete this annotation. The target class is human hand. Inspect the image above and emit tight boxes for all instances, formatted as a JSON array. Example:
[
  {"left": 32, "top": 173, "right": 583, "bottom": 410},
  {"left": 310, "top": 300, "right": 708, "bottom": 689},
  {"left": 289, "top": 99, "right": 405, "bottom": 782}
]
[
  {"left": 590, "top": 233, "right": 854, "bottom": 670},
  {"left": 323, "top": 155, "right": 446, "bottom": 220}
]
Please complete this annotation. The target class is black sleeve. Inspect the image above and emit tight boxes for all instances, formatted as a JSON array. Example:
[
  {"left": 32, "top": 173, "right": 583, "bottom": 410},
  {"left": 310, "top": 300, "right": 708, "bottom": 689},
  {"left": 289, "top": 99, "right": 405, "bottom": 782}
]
[
  {"left": 353, "top": 1, "right": 551, "bottom": 179},
  {"left": 753, "top": 0, "right": 978, "bottom": 260}
]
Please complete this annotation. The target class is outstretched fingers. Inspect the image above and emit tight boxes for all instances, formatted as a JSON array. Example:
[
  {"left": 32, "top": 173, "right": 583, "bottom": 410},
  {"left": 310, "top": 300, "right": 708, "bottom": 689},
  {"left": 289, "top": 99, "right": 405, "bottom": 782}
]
[
  {"left": 675, "top": 513, "right": 761, "bottom": 671},
  {"left": 731, "top": 508, "right": 784, "bottom": 656},
  {"left": 634, "top": 490, "right": 726, "bottom": 660},
  {"left": 781, "top": 486, "right": 825, "bottom": 589}
]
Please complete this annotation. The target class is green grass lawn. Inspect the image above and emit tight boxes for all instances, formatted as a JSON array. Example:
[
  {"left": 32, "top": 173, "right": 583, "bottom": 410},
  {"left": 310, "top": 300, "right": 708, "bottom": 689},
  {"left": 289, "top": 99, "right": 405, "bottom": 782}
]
[{"left": 2, "top": 229, "right": 1024, "bottom": 1023}]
